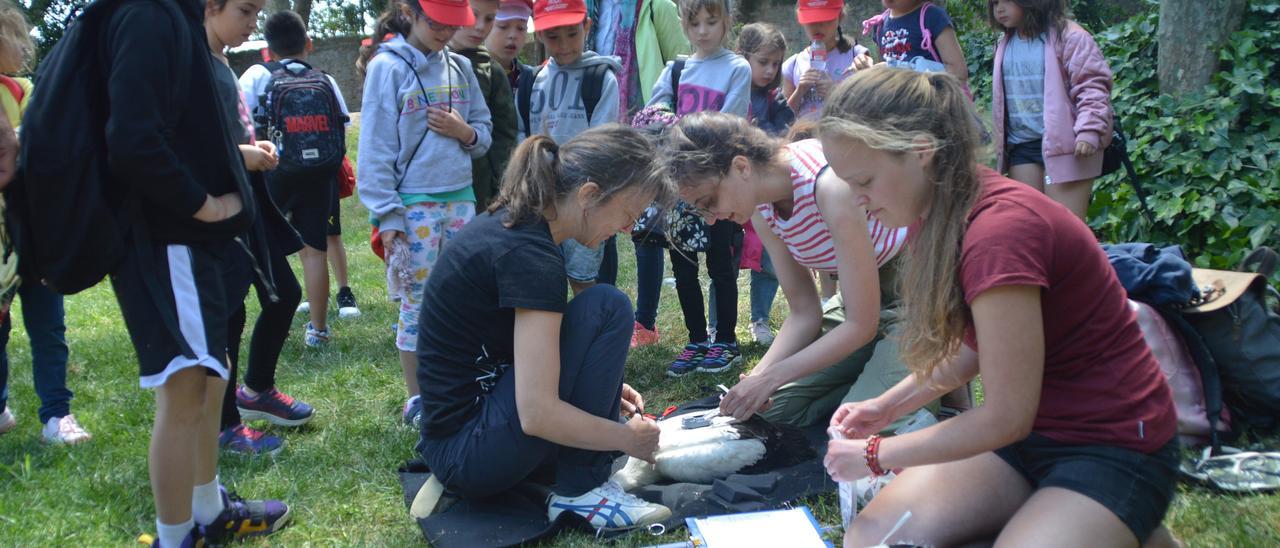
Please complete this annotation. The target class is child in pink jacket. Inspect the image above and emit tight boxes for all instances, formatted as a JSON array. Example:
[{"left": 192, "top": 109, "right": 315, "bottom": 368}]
[{"left": 990, "top": 0, "right": 1113, "bottom": 220}]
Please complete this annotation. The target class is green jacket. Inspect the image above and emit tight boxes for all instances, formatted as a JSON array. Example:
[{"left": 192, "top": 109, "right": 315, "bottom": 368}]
[
  {"left": 457, "top": 46, "right": 517, "bottom": 211},
  {"left": 636, "top": 0, "right": 687, "bottom": 104}
]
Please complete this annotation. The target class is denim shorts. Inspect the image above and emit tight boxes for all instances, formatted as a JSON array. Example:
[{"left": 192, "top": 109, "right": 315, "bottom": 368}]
[
  {"left": 1007, "top": 139, "right": 1045, "bottom": 167},
  {"left": 562, "top": 239, "right": 606, "bottom": 283},
  {"left": 994, "top": 433, "right": 1180, "bottom": 543}
]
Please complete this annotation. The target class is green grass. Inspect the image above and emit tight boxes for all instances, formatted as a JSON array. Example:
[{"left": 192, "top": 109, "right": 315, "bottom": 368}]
[{"left": 1, "top": 126, "right": 1276, "bottom": 546}]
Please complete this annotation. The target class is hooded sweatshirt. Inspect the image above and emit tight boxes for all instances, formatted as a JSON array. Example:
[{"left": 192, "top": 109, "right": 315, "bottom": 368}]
[
  {"left": 518, "top": 51, "right": 621, "bottom": 143},
  {"left": 647, "top": 48, "right": 751, "bottom": 117},
  {"left": 358, "top": 36, "right": 493, "bottom": 235}
]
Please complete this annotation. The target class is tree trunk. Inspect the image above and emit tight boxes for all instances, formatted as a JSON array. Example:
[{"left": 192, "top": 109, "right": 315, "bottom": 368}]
[
  {"left": 1158, "top": 0, "right": 1247, "bottom": 96},
  {"left": 268, "top": 0, "right": 291, "bottom": 14},
  {"left": 294, "top": 0, "right": 313, "bottom": 26}
]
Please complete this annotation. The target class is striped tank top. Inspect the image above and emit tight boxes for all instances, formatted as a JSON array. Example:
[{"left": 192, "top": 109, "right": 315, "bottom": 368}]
[{"left": 757, "top": 139, "right": 908, "bottom": 272}]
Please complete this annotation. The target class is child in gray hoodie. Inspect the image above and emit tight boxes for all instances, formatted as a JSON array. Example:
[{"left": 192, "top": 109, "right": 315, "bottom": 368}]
[
  {"left": 519, "top": 0, "right": 622, "bottom": 295},
  {"left": 357, "top": 0, "right": 493, "bottom": 426}
]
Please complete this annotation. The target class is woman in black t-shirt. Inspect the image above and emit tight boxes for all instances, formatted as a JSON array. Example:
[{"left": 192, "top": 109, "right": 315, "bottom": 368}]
[{"left": 415, "top": 125, "right": 677, "bottom": 532}]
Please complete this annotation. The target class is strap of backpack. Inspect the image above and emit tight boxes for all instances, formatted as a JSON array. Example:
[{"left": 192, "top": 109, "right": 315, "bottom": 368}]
[
  {"left": 1156, "top": 304, "right": 1226, "bottom": 454},
  {"left": 383, "top": 49, "right": 433, "bottom": 188},
  {"left": 671, "top": 59, "right": 685, "bottom": 105},
  {"left": 581, "top": 63, "right": 610, "bottom": 123},
  {"left": 0, "top": 75, "right": 23, "bottom": 105},
  {"left": 518, "top": 65, "right": 541, "bottom": 136},
  {"left": 920, "top": 2, "right": 941, "bottom": 62}
]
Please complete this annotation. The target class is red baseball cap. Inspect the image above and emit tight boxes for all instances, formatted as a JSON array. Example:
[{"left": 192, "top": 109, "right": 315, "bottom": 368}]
[
  {"left": 418, "top": 0, "right": 476, "bottom": 27},
  {"left": 796, "top": 0, "right": 843, "bottom": 24},
  {"left": 532, "top": 0, "right": 587, "bottom": 31}
]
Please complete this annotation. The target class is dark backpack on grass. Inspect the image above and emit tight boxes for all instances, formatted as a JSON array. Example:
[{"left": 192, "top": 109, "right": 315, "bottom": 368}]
[
  {"left": 1179, "top": 248, "right": 1280, "bottom": 436},
  {"left": 517, "top": 63, "right": 612, "bottom": 135},
  {"left": 255, "top": 60, "right": 347, "bottom": 186},
  {"left": 6, "top": 0, "right": 189, "bottom": 294}
]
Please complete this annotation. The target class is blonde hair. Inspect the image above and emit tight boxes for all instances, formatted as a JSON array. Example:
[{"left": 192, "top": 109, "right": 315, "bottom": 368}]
[
  {"left": 0, "top": 0, "right": 32, "bottom": 73},
  {"left": 820, "top": 68, "right": 984, "bottom": 380},
  {"left": 490, "top": 124, "right": 676, "bottom": 227},
  {"left": 679, "top": 0, "right": 733, "bottom": 48}
]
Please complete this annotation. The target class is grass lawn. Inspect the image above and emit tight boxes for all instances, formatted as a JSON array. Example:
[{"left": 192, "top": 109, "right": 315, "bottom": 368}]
[{"left": 0, "top": 124, "right": 1276, "bottom": 546}]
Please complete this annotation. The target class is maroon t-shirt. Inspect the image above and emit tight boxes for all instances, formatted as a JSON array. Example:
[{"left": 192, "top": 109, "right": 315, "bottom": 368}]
[{"left": 961, "top": 168, "right": 1176, "bottom": 453}]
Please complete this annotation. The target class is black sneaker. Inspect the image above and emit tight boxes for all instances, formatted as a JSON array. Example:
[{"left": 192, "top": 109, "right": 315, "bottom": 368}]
[{"left": 336, "top": 286, "right": 361, "bottom": 319}]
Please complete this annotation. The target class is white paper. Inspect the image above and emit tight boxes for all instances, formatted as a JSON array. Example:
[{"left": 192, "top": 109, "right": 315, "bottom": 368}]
[{"left": 691, "top": 508, "right": 827, "bottom": 548}]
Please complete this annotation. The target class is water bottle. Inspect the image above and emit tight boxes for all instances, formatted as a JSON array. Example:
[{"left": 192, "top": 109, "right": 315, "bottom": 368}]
[
  {"left": 828, "top": 426, "right": 856, "bottom": 527},
  {"left": 806, "top": 40, "right": 828, "bottom": 105}
]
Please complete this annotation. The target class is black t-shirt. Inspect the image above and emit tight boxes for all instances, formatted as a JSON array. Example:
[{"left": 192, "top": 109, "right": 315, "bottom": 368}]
[{"left": 417, "top": 210, "right": 568, "bottom": 438}]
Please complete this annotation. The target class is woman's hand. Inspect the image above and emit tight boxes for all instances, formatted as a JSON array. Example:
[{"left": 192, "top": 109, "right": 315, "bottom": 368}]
[
  {"left": 719, "top": 372, "right": 776, "bottom": 421},
  {"left": 623, "top": 415, "right": 661, "bottom": 464},
  {"left": 824, "top": 438, "right": 873, "bottom": 482},
  {"left": 830, "top": 399, "right": 893, "bottom": 440},
  {"left": 427, "top": 106, "right": 477, "bottom": 145},
  {"left": 1074, "top": 141, "right": 1097, "bottom": 158},
  {"left": 620, "top": 383, "right": 645, "bottom": 419}
]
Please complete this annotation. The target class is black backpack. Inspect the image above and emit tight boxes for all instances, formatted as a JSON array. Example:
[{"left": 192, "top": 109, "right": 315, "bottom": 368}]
[
  {"left": 255, "top": 60, "right": 347, "bottom": 185},
  {"left": 517, "top": 62, "right": 613, "bottom": 135},
  {"left": 6, "top": 0, "right": 190, "bottom": 295}
]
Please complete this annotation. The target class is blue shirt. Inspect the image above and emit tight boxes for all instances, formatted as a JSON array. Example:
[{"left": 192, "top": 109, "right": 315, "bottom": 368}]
[{"left": 873, "top": 3, "right": 953, "bottom": 64}]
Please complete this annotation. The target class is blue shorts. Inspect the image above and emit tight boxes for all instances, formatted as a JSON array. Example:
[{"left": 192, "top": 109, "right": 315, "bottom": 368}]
[
  {"left": 563, "top": 239, "right": 606, "bottom": 283},
  {"left": 1007, "top": 139, "right": 1044, "bottom": 167}
]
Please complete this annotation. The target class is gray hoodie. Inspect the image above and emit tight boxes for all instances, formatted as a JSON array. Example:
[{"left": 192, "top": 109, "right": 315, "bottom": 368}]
[
  {"left": 518, "top": 51, "right": 622, "bottom": 143},
  {"left": 648, "top": 48, "right": 751, "bottom": 118},
  {"left": 358, "top": 36, "right": 493, "bottom": 234}
]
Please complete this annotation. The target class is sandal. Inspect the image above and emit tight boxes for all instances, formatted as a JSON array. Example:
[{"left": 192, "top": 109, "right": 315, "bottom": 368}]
[{"left": 1181, "top": 446, "right": 1280, "bottom": 493}]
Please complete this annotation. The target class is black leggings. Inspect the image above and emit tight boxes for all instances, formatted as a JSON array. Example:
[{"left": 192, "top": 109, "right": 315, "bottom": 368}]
[
  {"left": 670, "top": 220, "right": 740, "bottom": 345},
  {"left": 219, "top": 242, "right": 302, "bottom": 430}
]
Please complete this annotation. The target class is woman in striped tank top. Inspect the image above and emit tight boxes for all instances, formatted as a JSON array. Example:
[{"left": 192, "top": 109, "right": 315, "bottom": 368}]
[{"left": 662, "top": 112, "right": 933, "bottom": 431}]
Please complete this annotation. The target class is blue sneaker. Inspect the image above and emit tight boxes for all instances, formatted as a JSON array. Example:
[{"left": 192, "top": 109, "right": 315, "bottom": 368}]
[
  {"left": 698, "top": 342, "right": 742, "bottom": 373},
  {"left": 547, "top": 480, "right": 671, "bottom": 531},
  {"left": 218, "top": 424, "right": 284, "bottom": 456},
  {"left": 666, "top": 343, "right": 708, "bottom": 377}
]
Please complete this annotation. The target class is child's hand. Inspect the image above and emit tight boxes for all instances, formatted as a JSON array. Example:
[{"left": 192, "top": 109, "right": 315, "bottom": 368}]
[
  {"left": 797, "top": 69, "right": 823, "bottom": 94},
  {"left": 852, "top": 53, "right": 874, "bottom": 72},
  {"left": 1074, "top": 141, "right": 1097, "bottom": 158},
  {"left": 380, "top": 229, "right": 406, "bottom": 251},
  {"left": 240, "top": 143, "right": 278, "bottom": 172},
  {"left": 255, "top": 140, "right": 277, "bottom": 158},
  {"left": 427, "top": 106, "right": 477, "bottom": 145}
]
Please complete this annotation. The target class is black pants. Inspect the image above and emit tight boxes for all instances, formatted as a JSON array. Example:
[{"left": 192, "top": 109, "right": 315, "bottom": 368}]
[
  {"left": 670, "top": 220, "right": 739, "bottom": 344},
  {"left": 419, "top": 286, "right": 631, "bottom": 498},
  {"left": 219, "top": 240, "right": 302, "bottom": 430}
]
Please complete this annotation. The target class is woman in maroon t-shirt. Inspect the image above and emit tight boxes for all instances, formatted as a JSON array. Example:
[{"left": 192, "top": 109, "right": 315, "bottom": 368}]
[{"left": 817, "top": 68, "right": 1181, "bottom": 547}]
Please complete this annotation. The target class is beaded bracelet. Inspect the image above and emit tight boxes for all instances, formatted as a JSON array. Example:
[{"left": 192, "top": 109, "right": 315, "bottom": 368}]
[{"left": 864, "top": 434, "right": 888, "bottom": 477}]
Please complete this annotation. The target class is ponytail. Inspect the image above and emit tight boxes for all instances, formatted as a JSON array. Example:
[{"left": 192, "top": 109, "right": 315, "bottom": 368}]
[
  {"left": 489, "top": 136, "right": 564, "bottom": 226},
  {"left": 357, "top": 1, "right": 416, "bottom": 77},
  {"left": 834, "top": 24, "right": 854, "bottom": 54}
]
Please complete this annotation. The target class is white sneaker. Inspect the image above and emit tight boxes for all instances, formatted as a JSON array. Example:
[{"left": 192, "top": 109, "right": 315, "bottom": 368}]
[
  {"left": 295, "top": 301, "right": 310, "bottom": 315},
  {"left": 750, "top": 319, "right": 775, "bottom": 345},
  {"left": 304, "top": 322, "right": 331, "bottom": 347},
  {"left": 0, "top": 406, "right": 15, "bottom": 436},
  {"left": 336, "top": 287, "right": 362, "bottom": 319},
  {"left": 547, "top": 480, "right": 671, "bottom": 531},
  {"left": 41, "top": 414, "right": 91, "bottom": 445}
]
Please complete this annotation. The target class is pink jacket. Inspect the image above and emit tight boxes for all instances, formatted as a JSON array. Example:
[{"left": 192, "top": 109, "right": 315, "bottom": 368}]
[{"left": 993, "top": 21, "right": 1113, "bottom": 184}]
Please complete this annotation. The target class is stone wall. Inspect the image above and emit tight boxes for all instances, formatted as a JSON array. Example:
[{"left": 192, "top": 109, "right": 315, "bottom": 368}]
[{"left": 229, "top": 35, "right": 366, "bottom": 108}]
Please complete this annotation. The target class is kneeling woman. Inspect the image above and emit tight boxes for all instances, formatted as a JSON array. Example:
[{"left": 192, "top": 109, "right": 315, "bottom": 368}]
[
  {"left": 822, "top": 69, "right": 1180, "bottom": 547},
  {"left": 416, "top": 125, "right": 675, "bottom": 531},
  {"left": 663, "top": 112, "right": 923, "bottom": 431}
]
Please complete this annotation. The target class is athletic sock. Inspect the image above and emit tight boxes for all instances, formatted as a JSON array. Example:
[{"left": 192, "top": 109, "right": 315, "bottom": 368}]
[
  {"left": 191, "top": 478, "right": 224, "bottom": 526},
  {"left": 157, "top": 518, "right": 194, "bottom": 547}
]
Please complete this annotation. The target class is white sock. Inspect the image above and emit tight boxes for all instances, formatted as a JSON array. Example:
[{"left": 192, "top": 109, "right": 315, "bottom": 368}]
[
  {"left": 157, "top": 518, "right": 194, "bottom": 547},
  {"left": 191, "top": 478, "right": 224, "bottom": 526}
]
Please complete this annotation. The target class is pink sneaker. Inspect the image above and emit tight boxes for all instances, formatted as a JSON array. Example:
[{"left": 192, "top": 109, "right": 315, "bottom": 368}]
[{"left": 630, "top": 322, "right": 660, "bottom": 348}]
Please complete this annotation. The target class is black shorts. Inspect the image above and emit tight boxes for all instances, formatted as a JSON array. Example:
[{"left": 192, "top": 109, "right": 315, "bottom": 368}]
[
  {"left": 111, "top": 239, "right": 234, "bottom": 388},
  {"left": 994, "top": 433, "right": 1180, "bottom": 543},
  {"left": 1007, "top": 139, "right": 1044, "bottom": 167},
  {"left": 268, "top": 174, "right": 341, "bottom": 251}
]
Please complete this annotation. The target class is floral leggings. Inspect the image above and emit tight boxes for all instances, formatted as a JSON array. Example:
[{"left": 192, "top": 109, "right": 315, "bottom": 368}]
[{"left": 395, "top": 200, "right": 475, "bottom": 352}]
